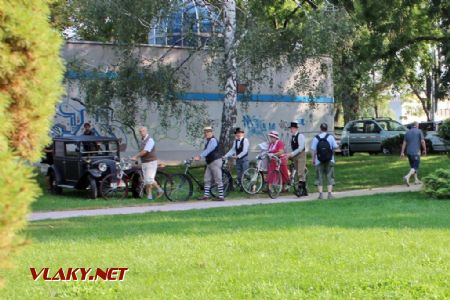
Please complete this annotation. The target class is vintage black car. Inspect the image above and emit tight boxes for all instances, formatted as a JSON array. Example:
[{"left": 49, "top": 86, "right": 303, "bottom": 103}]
[{"left": 46, "top": 135, "right": 142, "bottom": 199}]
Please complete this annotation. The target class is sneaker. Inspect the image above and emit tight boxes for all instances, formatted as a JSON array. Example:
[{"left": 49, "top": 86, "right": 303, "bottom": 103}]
[
  {"left": 318, "top": 193, "right": 323, "bottom": 200},
  {"left": 147, "top": 196, "right": 153, "bottom": 201},
  {"left": 327, "top": 193, "right": 333, "bottom": 199},
  {"left": 197, "top": 195, "right": 210, "bottom": 201},
  {"left": 213, "top": 197, "right": 225, "bottom": 201},
  {"left": 414, "top": 180, "right": 423, "bottom": 185},
  {"left": 403, "top": 176, "right": 410, "bottom": 187}
]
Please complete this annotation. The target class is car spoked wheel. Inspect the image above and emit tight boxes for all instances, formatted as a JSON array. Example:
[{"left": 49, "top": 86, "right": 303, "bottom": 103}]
[{"left": 100, "top": 174, "right": 129, "bottom": 200}]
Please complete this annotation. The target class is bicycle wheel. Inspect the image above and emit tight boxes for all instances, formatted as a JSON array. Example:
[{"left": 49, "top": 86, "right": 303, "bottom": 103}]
[
  {"left": 241, "top": 168, "right": 263, "bottom": 195},
  {"left": 100, "top": 173, "right": 129, "bottom": 200},
  {"left": 268, "top": 170, "right": 282, "bottom": 199},
  {"left": 211, "top": 170, "right": 233, "bottom": 197},
  {"left": 164, "top": 174, "right": 193, "bottom": 201}
]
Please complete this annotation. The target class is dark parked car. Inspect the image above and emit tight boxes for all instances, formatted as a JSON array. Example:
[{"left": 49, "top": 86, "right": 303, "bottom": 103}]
[
  {"left": 46, "top": 135, "right": 142, "bottom": 199},
  {"left": 405, "top": 121, "right": 449, "bottom": 153}
]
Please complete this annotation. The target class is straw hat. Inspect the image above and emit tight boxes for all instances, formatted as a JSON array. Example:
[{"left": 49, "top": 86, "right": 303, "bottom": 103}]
[{"left": 268, "top": 130, "right": 279, "bottom": 139}]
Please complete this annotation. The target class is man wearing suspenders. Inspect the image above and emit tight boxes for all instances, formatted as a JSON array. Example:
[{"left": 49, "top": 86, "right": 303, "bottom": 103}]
[
  {"left": 194, "top": 126, "right": 224, "bottom": 201},
  {"left": 287, "top": 121, "right": 308, "bottom": 196},
  {"left": 131, "top": 126, "right": 164, "bottom": 200},
  {"left": 224, "top": 127, "right": 250, "bottom": 189}
]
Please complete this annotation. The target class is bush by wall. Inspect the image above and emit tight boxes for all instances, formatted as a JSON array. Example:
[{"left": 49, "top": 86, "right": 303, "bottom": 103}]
[
  {"left": 423, "top": 168, "right": 450, "bottom": 199},
  {"left": 0, "top": 0, "right": 63, "bottom": 285}
]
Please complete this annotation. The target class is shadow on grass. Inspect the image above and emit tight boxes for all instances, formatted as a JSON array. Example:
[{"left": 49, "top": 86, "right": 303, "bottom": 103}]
[{"left": 27, "top": 192, "right": 450, "bottom": 243}]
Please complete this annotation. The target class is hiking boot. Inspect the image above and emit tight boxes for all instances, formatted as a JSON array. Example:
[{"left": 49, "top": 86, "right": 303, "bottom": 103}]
[
  {"left": 318, "top": 193, "right": 323, "bottom": 200},
  {"left": 403, "top": 176, "right": 410, "bottom": 187},
  {"left": 197, "top": 195, "right": 210, "bottom": 201}
]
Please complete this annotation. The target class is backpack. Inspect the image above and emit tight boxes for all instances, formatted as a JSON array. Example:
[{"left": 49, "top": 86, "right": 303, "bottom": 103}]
[{"left": 316, "top": 134, "right": 333, "bottom": 163}]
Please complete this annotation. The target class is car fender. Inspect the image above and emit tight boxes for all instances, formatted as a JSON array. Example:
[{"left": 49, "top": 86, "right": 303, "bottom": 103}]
[
  {"left": 87, "top": 169, "right": 103, "bottom": 178},
  {"left": 47, "top": 165, "right": 63, "bottom": 184}
]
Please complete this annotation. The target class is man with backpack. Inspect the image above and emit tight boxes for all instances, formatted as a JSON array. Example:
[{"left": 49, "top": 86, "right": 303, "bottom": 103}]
[{"left": 310, "top": 123, "right": 338, "bottom": 199}]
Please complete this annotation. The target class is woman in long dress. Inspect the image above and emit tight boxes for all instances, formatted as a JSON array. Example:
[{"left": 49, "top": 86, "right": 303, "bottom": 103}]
[{"left": 267, "top": 131, "right": 289, "bottom": 190}]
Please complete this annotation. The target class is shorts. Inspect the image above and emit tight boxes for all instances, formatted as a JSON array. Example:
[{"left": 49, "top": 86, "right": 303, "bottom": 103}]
[
  {"left": 142, "top": 160, "right": 158, "bottom": 185},
  {"left": 315, "top": 161, "right": 335, "bottom": 186},
  {"left": 407, "top": 155, "right": 420, "bottom": 171}
]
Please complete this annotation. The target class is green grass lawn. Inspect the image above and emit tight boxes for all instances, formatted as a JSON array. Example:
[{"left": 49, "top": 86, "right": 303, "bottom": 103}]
[
  {"left": 32, "top": 154, "right": 448, "bottom": 212},
  {"left": 2, "top": 192, "right": 449, "bottom": 299}
]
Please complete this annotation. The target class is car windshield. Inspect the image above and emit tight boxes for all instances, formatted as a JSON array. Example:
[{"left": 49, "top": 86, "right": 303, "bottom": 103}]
[
  {"left": 81, "top": 141, "right": 118, "bottom": 156},
  {"left": 376, "top": 120, "right": 406, "bottom": 131}
]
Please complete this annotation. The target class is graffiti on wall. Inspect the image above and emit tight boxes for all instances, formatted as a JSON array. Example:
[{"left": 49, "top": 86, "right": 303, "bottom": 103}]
[
  {"left": 52, "top": 97, "right": 132, "bottom": 151},
  {"left": 242, "top": 114, "right": 307, "bottom": 145}
]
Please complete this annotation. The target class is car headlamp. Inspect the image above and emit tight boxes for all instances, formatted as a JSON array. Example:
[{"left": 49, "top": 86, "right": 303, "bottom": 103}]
[{"left": 98, "top": 162, "right": 107, "bottom": 172}]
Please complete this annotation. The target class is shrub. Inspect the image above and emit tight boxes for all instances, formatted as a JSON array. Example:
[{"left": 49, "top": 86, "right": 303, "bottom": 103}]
[
  {"left": 381, "top": 134, "right": 405, "bottom": 154},
  {"left": 0, "top": 0, "right": 63, "bottom": 285},
  {"left": 423, "top": 169, "right": 450, "bottom": 199},
  {"left": 438, "top": 118, "right": 450, "bottom": 141}
]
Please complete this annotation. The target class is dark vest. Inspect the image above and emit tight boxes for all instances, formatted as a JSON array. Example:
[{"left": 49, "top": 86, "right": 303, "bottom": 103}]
[
  {"left": 291, "top": 132, "right": 300, "bottom": 151},
  {"left": 205, "top": 137, "right": 221, "bottom": 164},
  {"left": 235, "top": 138, "right": 248, "bottom": 159},
  {"left": 140, "top": 135, "right": 157, "bottom": 163}
]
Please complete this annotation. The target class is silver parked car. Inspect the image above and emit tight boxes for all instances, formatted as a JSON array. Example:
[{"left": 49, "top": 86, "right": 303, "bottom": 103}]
[{"left": 340, "top": 118, "right": 407, "bottom": 155}]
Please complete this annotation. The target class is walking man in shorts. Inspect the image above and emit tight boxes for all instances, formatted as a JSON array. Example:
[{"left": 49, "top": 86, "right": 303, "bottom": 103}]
[
  {"left": 401, "top": 121, "right": 427, "bottom": 186},
  {"left": 132, "top": 126, "right": 164, "bottom": 200}
]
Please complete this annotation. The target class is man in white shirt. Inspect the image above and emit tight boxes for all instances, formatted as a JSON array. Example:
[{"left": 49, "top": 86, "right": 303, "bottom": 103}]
[
  {"left": 286, "top": 122, "right": 307, "bottom": 196},
  {"left": 223, "top": 127, "right": 250, "bottom": 189},
  {"left": 310, "top": 123, "right": 338, "bottom": 199},
  {"left": 131, "top": 126, "right": 164, "bottom": 200}
]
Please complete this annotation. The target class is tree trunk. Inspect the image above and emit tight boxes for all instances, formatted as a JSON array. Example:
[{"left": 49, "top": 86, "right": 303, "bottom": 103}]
[{"left": 219, "top": 0, "right": 238, "bottom": 152}]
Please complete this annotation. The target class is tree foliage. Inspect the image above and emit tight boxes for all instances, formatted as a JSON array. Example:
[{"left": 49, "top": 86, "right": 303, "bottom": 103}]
[{"left": 0, "top": 0, "right": 64, "bottom": 285}]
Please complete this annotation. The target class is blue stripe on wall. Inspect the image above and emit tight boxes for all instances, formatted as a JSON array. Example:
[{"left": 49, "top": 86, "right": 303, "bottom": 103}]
[
  {"left": 65, "top": 70, "right": 334, "bottom": 103},
  {"left": 177, "top": 93, "right": 334, "bottom": 103}
]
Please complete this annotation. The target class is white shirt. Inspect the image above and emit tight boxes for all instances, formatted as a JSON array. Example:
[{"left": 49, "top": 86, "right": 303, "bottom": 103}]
[
  {"left": 143, "top": 135, "right": 155, "bottom": 152},
  {"left": 310, "top": 132, "right": 338, "bottom": 165},
  {"left": 225, "top": 138, "right": 249, "bottom": 159}
]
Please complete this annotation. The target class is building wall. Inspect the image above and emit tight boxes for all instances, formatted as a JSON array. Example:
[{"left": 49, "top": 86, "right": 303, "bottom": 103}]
[{"left": 56, "top": 41, "right": 334, "bottom": 162}]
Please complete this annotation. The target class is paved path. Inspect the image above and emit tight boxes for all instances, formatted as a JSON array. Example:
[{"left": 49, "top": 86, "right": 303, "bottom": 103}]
[{"left": 29, "top": 184, "right": 422, "bottom": 221}]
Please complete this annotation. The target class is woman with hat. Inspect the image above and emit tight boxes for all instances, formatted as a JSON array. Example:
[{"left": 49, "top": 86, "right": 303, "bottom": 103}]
[
  {"left": 267, "top": 130, "right": 289, "bottom": 190},
  {"left": 223, "top": 127, "right": 250, "bottom": 189}
]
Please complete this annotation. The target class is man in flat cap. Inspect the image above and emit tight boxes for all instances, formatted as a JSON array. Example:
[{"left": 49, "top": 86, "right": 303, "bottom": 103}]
[
  {"left": 194, "top": 126, "right": 224, "bottom": 201},
  {"left": 287, "top": 121, "right": 308, "bottom": 196},
  {"left": 223, "top": 127, "right": 250, "bottom": 190}
]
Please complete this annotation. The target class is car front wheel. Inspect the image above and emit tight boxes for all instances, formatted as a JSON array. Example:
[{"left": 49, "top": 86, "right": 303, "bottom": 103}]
[{"left": 88, "top": 175, "right": 98, "bottom": 199}]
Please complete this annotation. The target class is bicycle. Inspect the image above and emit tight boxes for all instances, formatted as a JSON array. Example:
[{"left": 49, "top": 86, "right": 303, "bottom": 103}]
[
  {"left": 241, "top": 153, "right": 283, "bottom": 199},
  {"left": 284, "top": 160, "right": 309, "bottom": 197},
  {"left": 164, "top": 158, "right": 232, "bottom": 201},
  {"left": 126, "top": 161, "right": 172, "bottom": 200}
]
